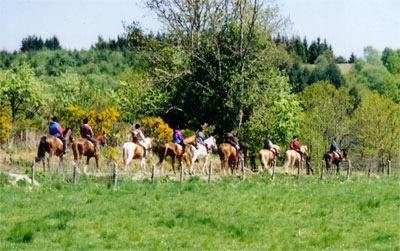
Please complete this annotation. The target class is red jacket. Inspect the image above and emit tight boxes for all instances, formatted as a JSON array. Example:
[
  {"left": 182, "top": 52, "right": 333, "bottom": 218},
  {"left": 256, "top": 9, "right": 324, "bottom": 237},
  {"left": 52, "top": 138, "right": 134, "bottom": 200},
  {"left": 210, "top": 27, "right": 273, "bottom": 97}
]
[{"left": 290, "top": 139, "right": 301, "bottom": 152}]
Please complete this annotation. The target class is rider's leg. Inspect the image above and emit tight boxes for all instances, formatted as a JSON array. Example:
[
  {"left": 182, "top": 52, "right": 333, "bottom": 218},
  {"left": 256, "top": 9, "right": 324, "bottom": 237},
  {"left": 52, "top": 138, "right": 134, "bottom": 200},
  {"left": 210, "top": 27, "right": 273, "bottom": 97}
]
[
  {"left": 57, "top": 136, "right": 67, "bottom": 153},
  {"left": 139, "top": 141, "right": 147, "bottom": 158}
]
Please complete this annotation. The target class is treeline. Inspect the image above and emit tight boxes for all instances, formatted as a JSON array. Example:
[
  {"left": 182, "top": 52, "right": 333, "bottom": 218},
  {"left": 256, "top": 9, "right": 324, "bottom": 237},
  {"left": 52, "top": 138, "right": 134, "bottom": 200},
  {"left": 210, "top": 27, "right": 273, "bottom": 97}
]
[{"left": 1, "top": 0, "right": 399, "bottom": 170}]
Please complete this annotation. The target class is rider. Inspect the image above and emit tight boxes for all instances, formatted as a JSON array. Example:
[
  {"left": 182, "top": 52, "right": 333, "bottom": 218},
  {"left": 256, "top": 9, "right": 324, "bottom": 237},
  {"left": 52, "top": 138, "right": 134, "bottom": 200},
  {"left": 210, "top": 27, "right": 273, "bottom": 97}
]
[
  {"left": 132, "top": 123, "right": 147, "bottom": 158},
  {"left": 263, "top": 135, "right": 275, "bottom": 159},
  {"left": 226, "top": 130, "right": 241, "bottom": 158},
  {"left": 172, "top": 125, "right": 185, "bottom": 154},
  {"left": 80, "top": 118, "right": 98, "bottom": 149},
  {"left": 289, "top": 135, "right": 302, "bottom": 161},
  {"left": 49, "top": 116, "right": 68, "bottom": 154},
  {"left": 196, "top": 126, "right": 209, "bottom": 153},
  {"left": 330, "top": 136, "right": 342, "bottom": 158}
]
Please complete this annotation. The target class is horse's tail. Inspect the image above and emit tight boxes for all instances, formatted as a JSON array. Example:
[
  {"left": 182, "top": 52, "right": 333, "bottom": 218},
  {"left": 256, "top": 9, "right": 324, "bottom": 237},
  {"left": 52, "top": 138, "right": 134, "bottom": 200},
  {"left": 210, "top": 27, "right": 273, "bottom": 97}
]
[
  {"left": 158, "top": 144, "right": 168, "bottom": 166},
  {"left": 282, "top": 151, "right": 291, "bottom": 173},
  {"left": 72, "top": 142, "right": 79, "bottom": 162},
  {"left": 35, "top": 136, "right": 47, "bottom": 162},
  {"left": 324, "top": 152, "right": 331, "bottom": 170},
  {"left": 217, "top": 144, "right": 226, "bottom": 162}
]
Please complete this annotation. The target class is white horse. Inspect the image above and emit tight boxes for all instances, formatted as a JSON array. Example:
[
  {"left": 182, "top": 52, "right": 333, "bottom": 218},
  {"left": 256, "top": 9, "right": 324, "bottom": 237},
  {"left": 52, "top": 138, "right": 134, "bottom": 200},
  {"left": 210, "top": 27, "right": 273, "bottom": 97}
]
[
  {"left": 122, "top": 137, "right": 152, "bottom": 172},
  {"left": 189, "top": 136, "right": 217, "bottom": 174}
]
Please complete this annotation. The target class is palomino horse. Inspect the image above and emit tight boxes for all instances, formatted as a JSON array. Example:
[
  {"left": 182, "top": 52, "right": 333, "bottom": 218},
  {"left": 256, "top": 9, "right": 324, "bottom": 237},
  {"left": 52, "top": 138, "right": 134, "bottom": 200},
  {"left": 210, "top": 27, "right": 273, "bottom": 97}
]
[
  {"left": 122, "top": 137, "right": 153, "bottom": 172},
  {"left": 324, "top": 148, "right": 348, "bottom": 175},
  {"left": 158, "top": 136, "right": 198, "bottom": 174},
  {"left": 282, "top": 146, "right": 309, "bottom": 175},
  {"left": 259, "top": 145, "right": 281, "bottom": 175},
  {"left": 189, "top": 136, "right": 217, "bottom": 175},
  {"left": 35, "top": 128, "right": 73, "bottom": 171},
  {"left": 72, "top": 132, "right": 107, "bottom": 174},
  {"left": 218, "top": 143, "right": 246, "bottom": 175}
]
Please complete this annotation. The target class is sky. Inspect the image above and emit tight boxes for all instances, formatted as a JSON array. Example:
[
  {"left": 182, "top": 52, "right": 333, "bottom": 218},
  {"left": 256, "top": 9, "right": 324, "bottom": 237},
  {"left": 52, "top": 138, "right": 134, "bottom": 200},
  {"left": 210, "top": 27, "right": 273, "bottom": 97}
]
[{"left": 1, "top": 0, "right": 400, "bottom": 59}]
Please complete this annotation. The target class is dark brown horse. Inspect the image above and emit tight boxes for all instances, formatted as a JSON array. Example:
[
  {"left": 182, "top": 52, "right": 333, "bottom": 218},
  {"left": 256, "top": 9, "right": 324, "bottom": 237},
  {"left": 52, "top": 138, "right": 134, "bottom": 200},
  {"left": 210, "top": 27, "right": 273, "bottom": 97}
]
[
  {"left": 324, "top": 148, "right": 348, "bottom": 174},
  {"left": 158, "top": 136, "right": 198, "bottom": 174},
  {"left": 218, "top": 143, "right": 246, "bottom": 175},
  {"left": 35, "top": 128, "right": 73, "bottom": 171},
  {"left": 72, "top": 132, "right": 107, "bottom": 174}
]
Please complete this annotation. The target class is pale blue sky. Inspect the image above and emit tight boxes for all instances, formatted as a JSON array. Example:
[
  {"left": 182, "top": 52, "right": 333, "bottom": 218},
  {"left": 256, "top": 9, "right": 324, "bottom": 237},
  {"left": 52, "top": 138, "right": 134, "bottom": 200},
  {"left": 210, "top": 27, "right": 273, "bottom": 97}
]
[{"left": 1, "top": 0, "right": 399, "bottom": 59}]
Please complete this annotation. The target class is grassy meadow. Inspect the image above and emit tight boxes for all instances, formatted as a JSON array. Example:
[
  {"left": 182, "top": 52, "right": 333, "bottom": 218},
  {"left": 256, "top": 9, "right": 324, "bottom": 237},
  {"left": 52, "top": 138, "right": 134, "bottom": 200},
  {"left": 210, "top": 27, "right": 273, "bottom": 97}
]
[{"left": 1, "top": 163, "right": 399, "bottom": 250}]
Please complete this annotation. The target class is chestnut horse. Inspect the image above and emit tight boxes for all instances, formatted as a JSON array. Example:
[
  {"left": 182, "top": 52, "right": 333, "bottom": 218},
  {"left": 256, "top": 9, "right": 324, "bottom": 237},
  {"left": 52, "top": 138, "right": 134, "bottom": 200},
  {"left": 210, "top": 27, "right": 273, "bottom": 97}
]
[
  {"left": 282, "top": 146, "right": 309, "bottom": 175},
  {"left": 122, "top": 137, "right": 153, "bottom": 172},
  {"left": 324, "top": 148, "right": 348, "bottom": 174},
  {"left": 158, "top": 136, "right": 198, "bottom": 174},
  {"left": 35, "top": 128, "right": 73, "bottom": 171},
  {"left": 218, "top": 143, "right": 246, "bottom": 175},
  {"left": 72, "top": 132, "right": 107, "bottom": 174},
  {"left": 259, "top": 145, "right": 281, "bottom": 175}
]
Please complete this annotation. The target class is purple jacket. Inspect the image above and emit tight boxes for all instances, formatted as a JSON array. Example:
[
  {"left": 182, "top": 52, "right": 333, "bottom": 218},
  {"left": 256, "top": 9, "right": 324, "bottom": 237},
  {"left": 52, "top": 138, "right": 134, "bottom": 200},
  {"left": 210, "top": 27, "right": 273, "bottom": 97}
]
[{"left": 172, "top": 129, "right": 184, "bottom": 143}]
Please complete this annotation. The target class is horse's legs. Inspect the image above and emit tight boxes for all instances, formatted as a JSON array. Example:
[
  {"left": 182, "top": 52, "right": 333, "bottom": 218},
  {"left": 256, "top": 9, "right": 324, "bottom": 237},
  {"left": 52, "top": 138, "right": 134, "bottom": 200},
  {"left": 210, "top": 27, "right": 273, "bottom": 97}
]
[
  {"left": 60, "top": 155, "right": 64, "bottom": 173},
  {"left": 171, "top": 156, "right": 176, "bottom": 174},
  {"left": 95, "top": 155, "right": 100, "bottom": 174},
  {"left": 202, "top": 155, "right": 209, "bottom": 175},
  {"left": 336, "top": 163, "right": 340, "bottom": 175},
  {"left": 190, "top": 153, "right": 198, "bottom": 175},
  {"left": 42, "top": 159, "right": 46, "bottom": 172},
  {"left": 47, "top": 153, "right": 52, "bottom": 172},
  {"left": 83, "top": 156, "right": 90, "bottom": 174}
]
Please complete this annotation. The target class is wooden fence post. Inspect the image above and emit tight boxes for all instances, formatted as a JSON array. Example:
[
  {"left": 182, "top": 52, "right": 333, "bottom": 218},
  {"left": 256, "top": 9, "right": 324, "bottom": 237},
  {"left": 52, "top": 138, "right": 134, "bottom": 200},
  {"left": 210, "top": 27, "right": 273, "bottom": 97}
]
[
  {"left": 113, "top": 162, "right": 118, "bottom": 187},
  {"left": 346, "top": 159, "right": 351, "bottom": 180},
  {"left": 73, "top": 163, "right": 77, "bottom": 184},
  {"left": 25, "top": 127, "right": 28, "bottom": 146},
  {"left": 241, "top": 159, "right": 245, "bottom": 181},
  {"left": 180, "top": 162, "right": 183, "bottom": 184},
  {"left": 387, "top": 160, "right": 391, "bottom": 176},
  {"left": 272, "top": 160, "right": 276, "bottom": 181},
  {"left": 152, "top": 164, "right": 155, "bottom": 184},
  {"left": 368, "top": 160, "right": 372, "bottom": 178},
  {"left": 31, "top": 160, "right": 35, "bottom": 185},
  {"left": 208, "top": 161, "right": 212, "bottom": 183},
  {"left": 321, "top": 160, "right": 324, "bottom": 180}
]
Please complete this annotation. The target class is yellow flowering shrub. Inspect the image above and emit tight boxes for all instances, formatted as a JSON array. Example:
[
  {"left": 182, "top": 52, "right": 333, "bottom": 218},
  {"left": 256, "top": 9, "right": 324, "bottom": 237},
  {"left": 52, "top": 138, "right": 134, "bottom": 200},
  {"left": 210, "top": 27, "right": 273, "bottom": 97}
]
[
  {"left": 141, "top": 117, "right": 173, "bottom": 144},
  {"left": 65, "top": 106, "right": 120, "bottom": 135},
  {"left": 0, "top": 109, "right": 12, "bottom": 141}
]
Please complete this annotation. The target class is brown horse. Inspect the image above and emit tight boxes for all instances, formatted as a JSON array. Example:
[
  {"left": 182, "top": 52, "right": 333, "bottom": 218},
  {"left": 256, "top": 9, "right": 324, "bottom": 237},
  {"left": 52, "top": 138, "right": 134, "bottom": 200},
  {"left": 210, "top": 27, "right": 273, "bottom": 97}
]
[
  {"left": 218, "top": 143, "right": 246, "bottom": 175},
  {"left": 282, "top": 146, "right": 309, "bottom": 175},
  {"left": 259, "top": 145, "right": 281, "bottom": 175},
  {"left": 158, "top": 136, "right": 198, "bottom": 174},
  {"left": 324, "top": 148, "right": 348, "bottom": 174},
  {"left": 72, "top": 132, "right": 107, "bottom": 174},
  {"left": 35, "top": 128, "right": 73, "bottom": 171}
]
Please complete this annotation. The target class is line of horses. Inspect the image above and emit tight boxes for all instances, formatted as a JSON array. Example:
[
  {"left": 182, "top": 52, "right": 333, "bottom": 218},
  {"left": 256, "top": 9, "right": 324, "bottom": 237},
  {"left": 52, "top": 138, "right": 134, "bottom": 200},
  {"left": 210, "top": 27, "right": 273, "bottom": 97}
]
[{"left": 34, "top": 129, "right": 348, "bottom": 176}]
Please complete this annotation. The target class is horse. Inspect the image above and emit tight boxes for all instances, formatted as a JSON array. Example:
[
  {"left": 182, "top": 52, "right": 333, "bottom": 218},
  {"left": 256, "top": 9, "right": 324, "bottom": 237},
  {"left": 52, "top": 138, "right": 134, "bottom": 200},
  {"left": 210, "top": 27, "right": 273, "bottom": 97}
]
[
  {"left": 189, "top": 136, "right": 217, "bottom": 175},
  {"left": 122, "top": 137, "right": 153, "bottom": 172},
  {"left": 259, "top": 144, "right": 281, "bottom": 175},
  {"left": 217, "top": 143, "right": 246, "bottom": 175},
  {"left": 324, "top": 148, "right": 348, "bottom": 175},
  {"left": 282, "top": 146, "right": 309, "bottom": 175},
  {"left": 35, "top": 128, "right": 74, "bottom": 172},
  {"left": 158, "top": 136, "right": 198, "bottom": 174},
  {"left": 71, "top": 132, "right": 107, "bottom": 174}
]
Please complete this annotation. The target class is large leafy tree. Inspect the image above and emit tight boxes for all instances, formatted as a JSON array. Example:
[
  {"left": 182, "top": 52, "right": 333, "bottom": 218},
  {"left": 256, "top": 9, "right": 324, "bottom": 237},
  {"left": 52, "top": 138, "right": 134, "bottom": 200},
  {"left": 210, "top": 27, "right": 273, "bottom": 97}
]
[
  {"left": 146, "top": 0, "right": 292, "bottom": 140},
  {"left": 0, "top": 63, "right": 42, "bottom": 123}
]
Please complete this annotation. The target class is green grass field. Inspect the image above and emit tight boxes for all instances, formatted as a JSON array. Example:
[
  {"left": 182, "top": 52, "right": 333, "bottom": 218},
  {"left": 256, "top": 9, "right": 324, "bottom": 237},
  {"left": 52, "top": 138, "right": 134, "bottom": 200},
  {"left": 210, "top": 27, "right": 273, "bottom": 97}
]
[{"left": 1, "top": 170, "right": 399, "bottom": 250}]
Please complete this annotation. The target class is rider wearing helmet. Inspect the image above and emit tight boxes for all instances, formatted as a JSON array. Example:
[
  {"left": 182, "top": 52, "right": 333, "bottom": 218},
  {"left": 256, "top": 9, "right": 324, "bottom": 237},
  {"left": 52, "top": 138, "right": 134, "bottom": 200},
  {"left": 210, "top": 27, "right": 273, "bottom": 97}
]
[
  {"left": 49, "top": 116, "right": 68, "bottom": 154},
  {"left": 172, "top": 125, "right": 185, "bottom": 154},
  {"left": 289, "top": 135, "right": 302, "bottom": 161},
  {"left": 132, "top": 123, "right": 147, "bottom": 158},
  {"left": 226, "top": 130, "right": 240, "bottom": 158},
  {"left": 196, "top": 126, "right": 209, "bottom": 153},
  {"left": 80, "top": 118, "right": 98, "bottom": 148}
]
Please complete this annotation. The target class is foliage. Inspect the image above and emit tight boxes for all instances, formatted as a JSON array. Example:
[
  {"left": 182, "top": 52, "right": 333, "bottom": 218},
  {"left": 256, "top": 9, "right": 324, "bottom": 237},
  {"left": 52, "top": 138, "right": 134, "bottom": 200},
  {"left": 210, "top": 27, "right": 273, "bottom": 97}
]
[
  {"left": 65, "top": 106, "right": 120, "bottom": 135},
  {"left": 299, "top": 81, "right": 354, "bottom": 163},
  {"left": 141, "top": 117, "right": 173, "bottom": 145},
  {"left": 0, "top": 109, "right": 12, "bottom": 141}
]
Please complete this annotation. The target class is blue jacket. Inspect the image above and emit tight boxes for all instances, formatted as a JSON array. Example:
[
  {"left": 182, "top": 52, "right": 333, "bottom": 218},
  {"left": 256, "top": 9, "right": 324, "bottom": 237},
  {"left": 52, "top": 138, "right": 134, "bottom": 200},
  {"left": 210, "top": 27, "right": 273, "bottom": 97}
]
[
  {"left": 330, "top": 140, "right": 339, "bottom": 151},
  {"left": 196, "top": 131, "right": 205, "bottom": 145},
  {"left": 49, "top": 121, "right": 61, "bottom": 137}
]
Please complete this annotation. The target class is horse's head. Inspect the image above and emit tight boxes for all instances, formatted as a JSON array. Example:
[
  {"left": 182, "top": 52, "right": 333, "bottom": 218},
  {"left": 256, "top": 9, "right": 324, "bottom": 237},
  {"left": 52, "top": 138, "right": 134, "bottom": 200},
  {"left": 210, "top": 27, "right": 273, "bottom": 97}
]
[
  {"left": 96, "top": 131, "right": 107, "bottom": 147},
  {"left": 145, "top": 137, "right": 153, "bottom": 150},
  {"left": 272, "top": 144, "right": 281, "bottom": 157},
  {"left": 302, "top": 145, "right": 309, "bottom": 156},
  {"left": 342, "top": 148, "right": 348, "bottom": 159},
  {"left": 64, "top": 128, "right": 74, "bottom": 143},
  {"left": 206, "top": 136, "right": 218, "bottom": 151}
]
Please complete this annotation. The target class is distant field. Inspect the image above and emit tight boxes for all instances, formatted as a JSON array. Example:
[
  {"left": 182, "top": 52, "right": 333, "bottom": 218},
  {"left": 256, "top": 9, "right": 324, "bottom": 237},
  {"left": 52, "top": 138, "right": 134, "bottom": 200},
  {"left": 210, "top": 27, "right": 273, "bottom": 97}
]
[
  {"left": 1, "top": 169, "right": 399, "bottom": 250},
  {"left": 305, "top": 63, "right": 354, "bottom": 75}
]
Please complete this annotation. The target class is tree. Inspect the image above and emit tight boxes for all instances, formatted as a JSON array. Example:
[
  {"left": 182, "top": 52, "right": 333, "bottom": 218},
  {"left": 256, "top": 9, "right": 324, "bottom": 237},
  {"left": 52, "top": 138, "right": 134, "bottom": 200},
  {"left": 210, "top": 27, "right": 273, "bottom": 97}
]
[
  {"left": 0, "top": 63, "right": 42, "bottom": 122},
  {"left": 44, "top": 36, "right": 62, "bottom": 50},
  {"left": 146, "top": 0, "right": 291, "bottom": 139},
  {"left": 348, "top": 52, "right": 356, "bottom": 63},
  {"left": 299, "top": 81, "right": 354, "bottom": 164},
  {"left": 20, "top": 35, "right": 44, "bottom": 51},
  {"left": 381, "top": 47, "right": 400, "bottom": 74}
]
